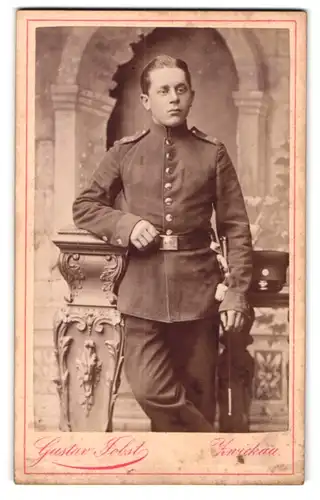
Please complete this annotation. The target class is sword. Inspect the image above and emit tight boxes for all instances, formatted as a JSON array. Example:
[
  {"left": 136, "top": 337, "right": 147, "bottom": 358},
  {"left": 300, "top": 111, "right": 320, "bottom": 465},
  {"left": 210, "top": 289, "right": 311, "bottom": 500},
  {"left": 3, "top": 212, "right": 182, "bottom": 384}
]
[{"left": 219, "top": 236, "right": 232, "bottom": 417}]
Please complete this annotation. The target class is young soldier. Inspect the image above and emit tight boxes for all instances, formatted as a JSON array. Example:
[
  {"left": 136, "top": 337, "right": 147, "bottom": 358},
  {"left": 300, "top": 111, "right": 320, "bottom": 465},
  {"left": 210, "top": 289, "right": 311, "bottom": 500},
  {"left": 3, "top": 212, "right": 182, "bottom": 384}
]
[{"left": 73, "top": 55, "right": 253, "bottom": 432}]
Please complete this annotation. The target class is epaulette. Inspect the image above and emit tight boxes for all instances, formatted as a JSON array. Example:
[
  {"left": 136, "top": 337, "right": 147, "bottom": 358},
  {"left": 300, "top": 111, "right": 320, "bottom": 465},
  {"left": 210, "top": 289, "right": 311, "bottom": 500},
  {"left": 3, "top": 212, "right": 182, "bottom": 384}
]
[
  {"left": 190, "top": 126, "right": 221, "bottom": 146},
  {"left": 116, "top": 129, "right": 149, "bottom": 145}
]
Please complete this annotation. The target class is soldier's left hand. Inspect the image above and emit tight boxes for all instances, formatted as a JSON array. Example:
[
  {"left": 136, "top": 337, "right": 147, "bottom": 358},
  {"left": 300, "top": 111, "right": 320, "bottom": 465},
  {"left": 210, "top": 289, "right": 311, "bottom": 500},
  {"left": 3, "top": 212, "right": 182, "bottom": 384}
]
[{"left": 220, "top": 310, "right": 245, "bottom": 333}]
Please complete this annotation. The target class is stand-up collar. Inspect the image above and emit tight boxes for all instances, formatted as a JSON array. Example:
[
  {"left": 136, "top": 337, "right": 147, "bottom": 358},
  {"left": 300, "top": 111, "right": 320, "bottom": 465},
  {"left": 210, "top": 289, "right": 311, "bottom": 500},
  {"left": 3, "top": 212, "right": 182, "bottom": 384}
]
[{"left": 149, "top": 119, "right": 189, "bottom": 139}]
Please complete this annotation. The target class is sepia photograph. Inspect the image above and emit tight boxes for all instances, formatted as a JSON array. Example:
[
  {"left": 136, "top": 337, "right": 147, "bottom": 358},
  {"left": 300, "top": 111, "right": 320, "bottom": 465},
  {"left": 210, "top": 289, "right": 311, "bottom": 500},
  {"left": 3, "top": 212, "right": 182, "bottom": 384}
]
[{"left": 15, "top": 10, "right": 306, "bottom": 484}]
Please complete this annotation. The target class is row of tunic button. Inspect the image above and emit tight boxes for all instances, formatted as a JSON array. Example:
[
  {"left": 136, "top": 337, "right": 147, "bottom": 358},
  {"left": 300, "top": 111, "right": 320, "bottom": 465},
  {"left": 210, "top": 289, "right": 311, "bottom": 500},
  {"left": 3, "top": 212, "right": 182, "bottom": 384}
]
[{"left": 164, "top": 137, "right": 175, "bottom": 233}]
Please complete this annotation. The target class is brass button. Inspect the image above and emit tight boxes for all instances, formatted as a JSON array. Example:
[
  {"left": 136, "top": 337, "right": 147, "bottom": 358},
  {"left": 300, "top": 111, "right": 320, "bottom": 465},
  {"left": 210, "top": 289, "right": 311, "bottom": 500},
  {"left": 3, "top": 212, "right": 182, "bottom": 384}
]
[
  {"left": 166, "top": 150, "right": 175, "bottom": 161},
  {"left": 164, "top": 182, "right": 172, "bottom": 190},
  {"left": 116, "top": 238, "right": 122, "bottom": 245},
  {"left": 165, "top": 214, "right": 173, "bottom": 222},
  {"left": 165, "top": 138, "right": 172, "bottom": 146},
  {"left": 166, "top": 229, "right": 173, "bottom": 236},
  {"left": 164, "top": 197, "right": 172, "bottom": 206},
  {"left": 165, "top": 167, "right": 171, "bottom": 174}
]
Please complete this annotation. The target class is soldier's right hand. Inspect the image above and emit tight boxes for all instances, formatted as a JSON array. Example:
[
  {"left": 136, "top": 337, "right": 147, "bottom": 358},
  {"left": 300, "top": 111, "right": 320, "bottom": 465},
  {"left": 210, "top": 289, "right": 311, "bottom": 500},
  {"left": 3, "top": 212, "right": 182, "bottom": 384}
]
[{"left": 130, "top": 220, "right": 159, "bottom": 250}]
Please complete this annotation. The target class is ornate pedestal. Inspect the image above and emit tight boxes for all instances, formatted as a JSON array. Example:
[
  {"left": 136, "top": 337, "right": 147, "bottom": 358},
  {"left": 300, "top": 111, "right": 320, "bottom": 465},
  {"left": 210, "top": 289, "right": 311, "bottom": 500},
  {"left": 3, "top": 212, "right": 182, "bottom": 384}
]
[{"left": 52, "top": 226, "right": 127, "bottom": 431}]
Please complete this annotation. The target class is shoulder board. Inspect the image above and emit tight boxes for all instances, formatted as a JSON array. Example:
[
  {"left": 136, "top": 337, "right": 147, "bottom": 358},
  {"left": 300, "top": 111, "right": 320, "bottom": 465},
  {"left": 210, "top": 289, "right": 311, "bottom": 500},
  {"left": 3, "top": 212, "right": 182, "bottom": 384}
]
[
  {"left": 190, "top": 127, "right": 221, "bottom": 146},
  {"left": 116, "top": 129, "right": 149, "bottom": 145}
]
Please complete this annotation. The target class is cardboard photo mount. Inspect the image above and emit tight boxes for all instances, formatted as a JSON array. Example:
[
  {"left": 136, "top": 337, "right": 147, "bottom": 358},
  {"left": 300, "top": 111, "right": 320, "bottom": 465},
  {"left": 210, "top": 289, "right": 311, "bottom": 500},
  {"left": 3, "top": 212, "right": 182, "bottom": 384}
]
[{"left": 15, "top": 10, "right": 306, "bottom": 485}]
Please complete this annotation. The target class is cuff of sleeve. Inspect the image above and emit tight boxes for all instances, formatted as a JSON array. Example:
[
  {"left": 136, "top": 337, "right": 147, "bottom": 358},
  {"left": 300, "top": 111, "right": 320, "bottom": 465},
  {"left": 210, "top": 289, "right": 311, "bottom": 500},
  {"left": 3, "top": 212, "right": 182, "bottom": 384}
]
[
  {"left": 218, "top": 289, "right": 251, "bottom": 318},
  {"left": 112, "top": 213, "right": 142, "bottom": 247}
]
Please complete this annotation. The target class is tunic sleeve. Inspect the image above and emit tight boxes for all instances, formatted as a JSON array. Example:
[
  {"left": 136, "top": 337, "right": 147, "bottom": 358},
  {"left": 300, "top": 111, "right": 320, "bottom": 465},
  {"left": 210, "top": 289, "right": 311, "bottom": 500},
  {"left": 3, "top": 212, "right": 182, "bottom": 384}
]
[
  {"left": 214, "top": 143, "right": 253, "bottom": 316},
  {"left": 72, "top": 145, "right": 142, "bottom": 247}
]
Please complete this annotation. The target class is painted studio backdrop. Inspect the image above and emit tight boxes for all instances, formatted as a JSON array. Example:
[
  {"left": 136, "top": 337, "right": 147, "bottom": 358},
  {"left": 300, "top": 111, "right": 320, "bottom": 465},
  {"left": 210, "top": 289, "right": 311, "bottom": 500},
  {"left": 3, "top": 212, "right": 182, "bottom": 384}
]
[{"left": 34, "top": 26, "right": 290, "bottom": 432}]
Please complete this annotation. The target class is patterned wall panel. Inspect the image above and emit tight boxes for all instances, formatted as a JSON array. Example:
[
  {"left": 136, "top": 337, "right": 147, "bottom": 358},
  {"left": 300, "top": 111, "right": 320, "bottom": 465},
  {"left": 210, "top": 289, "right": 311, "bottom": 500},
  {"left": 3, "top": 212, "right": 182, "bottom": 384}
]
[{"left": 254, "top": 350, "right": 283, "bottom": 400}]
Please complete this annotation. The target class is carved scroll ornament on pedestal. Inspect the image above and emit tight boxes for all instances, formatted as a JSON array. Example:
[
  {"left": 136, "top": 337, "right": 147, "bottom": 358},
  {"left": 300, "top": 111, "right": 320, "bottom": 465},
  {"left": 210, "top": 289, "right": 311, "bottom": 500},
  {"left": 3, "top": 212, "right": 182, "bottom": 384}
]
[
  {"left": 76, "top": 339, "right": 102, "bottom": 416},
  {"left": 58, "top": 253, "right": 85, "bottom": 303},
  {"left": 100, "top": 254, "right": 127, "bottom": 305}
]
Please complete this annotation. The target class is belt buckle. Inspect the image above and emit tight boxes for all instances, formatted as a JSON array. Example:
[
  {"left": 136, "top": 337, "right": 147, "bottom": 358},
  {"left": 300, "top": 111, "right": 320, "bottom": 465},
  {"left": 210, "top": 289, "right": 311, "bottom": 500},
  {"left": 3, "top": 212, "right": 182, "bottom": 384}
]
[{"left": 160, "top": 235, "right": 178, "bottom": 250}]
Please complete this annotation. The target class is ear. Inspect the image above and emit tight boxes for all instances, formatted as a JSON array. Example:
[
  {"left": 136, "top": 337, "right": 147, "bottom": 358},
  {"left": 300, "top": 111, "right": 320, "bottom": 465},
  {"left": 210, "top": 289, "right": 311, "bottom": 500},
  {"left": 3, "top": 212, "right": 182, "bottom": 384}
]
[{"left": 140, "top": 93, "right": 151, "bottom": 111}]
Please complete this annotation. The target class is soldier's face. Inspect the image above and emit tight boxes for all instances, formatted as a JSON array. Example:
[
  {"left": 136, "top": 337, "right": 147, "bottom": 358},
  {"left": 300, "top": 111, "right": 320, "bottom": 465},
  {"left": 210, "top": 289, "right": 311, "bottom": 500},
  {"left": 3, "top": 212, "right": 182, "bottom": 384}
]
[{"left": 140, "top": 67, "right": 194, "bottom": 127}]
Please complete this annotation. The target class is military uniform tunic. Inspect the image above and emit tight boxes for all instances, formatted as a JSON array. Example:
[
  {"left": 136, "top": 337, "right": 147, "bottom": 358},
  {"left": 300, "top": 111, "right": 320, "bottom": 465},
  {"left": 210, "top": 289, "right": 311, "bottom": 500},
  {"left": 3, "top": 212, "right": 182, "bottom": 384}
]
[{"left": 73, "top": 121, "right": 253, "bottom": 322}]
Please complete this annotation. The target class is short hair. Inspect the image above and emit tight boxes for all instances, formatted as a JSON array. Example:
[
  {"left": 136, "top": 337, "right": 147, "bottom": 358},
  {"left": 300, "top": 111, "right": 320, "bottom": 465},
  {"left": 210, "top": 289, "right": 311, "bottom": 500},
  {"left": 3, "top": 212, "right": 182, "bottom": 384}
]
[{"left": 140, "top": 55, "right": 192, "bottom": 95}]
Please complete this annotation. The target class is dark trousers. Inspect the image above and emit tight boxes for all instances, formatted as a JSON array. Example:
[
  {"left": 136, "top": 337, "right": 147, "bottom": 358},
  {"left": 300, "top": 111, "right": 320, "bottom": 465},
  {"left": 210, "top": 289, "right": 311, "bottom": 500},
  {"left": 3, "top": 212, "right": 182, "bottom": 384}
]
[{"left": 123, "top": 315, "right": 219, "bottom": 432}]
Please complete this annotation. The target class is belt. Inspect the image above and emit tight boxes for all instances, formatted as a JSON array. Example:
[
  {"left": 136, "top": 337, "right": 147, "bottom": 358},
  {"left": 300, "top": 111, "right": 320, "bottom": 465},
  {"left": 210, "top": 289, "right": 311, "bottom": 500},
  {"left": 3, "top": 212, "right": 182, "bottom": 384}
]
[{"left": 159, "top": 232, "right": 211, "bottom": 251}]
